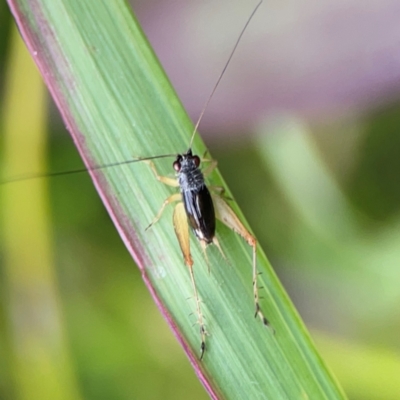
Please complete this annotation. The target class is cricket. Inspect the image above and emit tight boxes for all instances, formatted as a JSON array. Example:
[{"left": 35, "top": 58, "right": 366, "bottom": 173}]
[
  {"left": 141, "top": 0, "right": 269, "bottom": 359},
  {"left": 2, "top": 0, "right": 270, "bottom": 360}
]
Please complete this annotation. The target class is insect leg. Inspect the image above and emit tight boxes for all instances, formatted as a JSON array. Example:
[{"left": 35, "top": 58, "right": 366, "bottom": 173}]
[
  {"left": 202, "top": 159, "right": 218, "bottom": 178},
  {"left": 146, "top": 193, "right": 181, "bottom": 230},
  {"left": 209, "top": 185, "right": 233, "bottom": 202},
  {"left": 199, "top": 240, "right": 211, "bottom": 274},
  {"left": 173, "top": 202, "right": 193, "bottom": 266},
  {"left": 173, "top": 202, "right": 206, "bottom": 358},
  {"left": 188, "top": 263, "right": 207, "bottom": 360},
  {"left": 146, "top": 160, "right": 179, "bottom": 187},
  {"left": 201, "top": 156, "right": 231, "bottom": 199},
  {"left": 199, "top": 238, "right": 228, "bottom": 274},
  {"left": 212, "top": 194, "right": 270, "bottom": 327},
  {"left": 208, "top": 185, "right": 224, "bottom": 194},
  {"left": 145, "top": 160, "right": 181, "bottom": 230}
]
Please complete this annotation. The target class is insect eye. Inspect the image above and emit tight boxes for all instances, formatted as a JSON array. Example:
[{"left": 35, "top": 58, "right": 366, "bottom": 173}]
[
  {"left": 193, "top": 155, "right": 200, "bottom": 167},
  {"left": 173, "top": 160, "right": 181, "bottom": 171}
]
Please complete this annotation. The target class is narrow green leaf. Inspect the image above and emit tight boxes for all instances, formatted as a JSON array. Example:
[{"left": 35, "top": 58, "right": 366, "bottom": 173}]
[{"left": 7, "top": 0, "right": 346, "bottom": 398}]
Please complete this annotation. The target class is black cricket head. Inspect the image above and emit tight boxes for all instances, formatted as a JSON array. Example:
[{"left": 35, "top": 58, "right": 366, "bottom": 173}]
[{"left": 173, "top": 148, "right": 200, "bottom": 173}]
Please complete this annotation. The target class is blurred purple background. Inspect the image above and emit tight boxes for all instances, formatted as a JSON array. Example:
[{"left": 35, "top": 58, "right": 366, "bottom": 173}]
[{"left": 134, "top": 0, "right": 400, "bottom": 135}]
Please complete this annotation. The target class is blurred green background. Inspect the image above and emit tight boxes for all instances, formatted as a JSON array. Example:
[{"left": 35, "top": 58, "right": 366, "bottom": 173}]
[{"left": 1, "top": 1, "right": 400, "bottom": 399}]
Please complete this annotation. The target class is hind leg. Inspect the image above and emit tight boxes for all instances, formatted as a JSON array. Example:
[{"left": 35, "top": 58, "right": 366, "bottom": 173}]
[{"left": 212, "top": 194, "right": 270, "bottom": 327}]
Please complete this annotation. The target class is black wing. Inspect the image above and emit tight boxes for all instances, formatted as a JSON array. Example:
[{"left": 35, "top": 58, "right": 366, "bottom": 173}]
[{"left": 182, "top": 185, "right": 216, "bottom": 243}]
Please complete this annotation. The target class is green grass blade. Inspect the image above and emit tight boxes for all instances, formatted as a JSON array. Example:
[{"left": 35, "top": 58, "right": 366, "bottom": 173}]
[{"left": 7, "top": 0, "right": 346, "bottom": 398}]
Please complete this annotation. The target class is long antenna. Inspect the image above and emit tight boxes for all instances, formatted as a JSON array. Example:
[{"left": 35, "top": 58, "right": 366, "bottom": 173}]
[
  {"left": 0, "top": 154, "right": 176, "bottom": 185},
  {"left": 188, "top": 0, "right": 263, "bottom": 149},
  {"left": 2, "top": 1, "right": 262, "bottom": 186}
]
